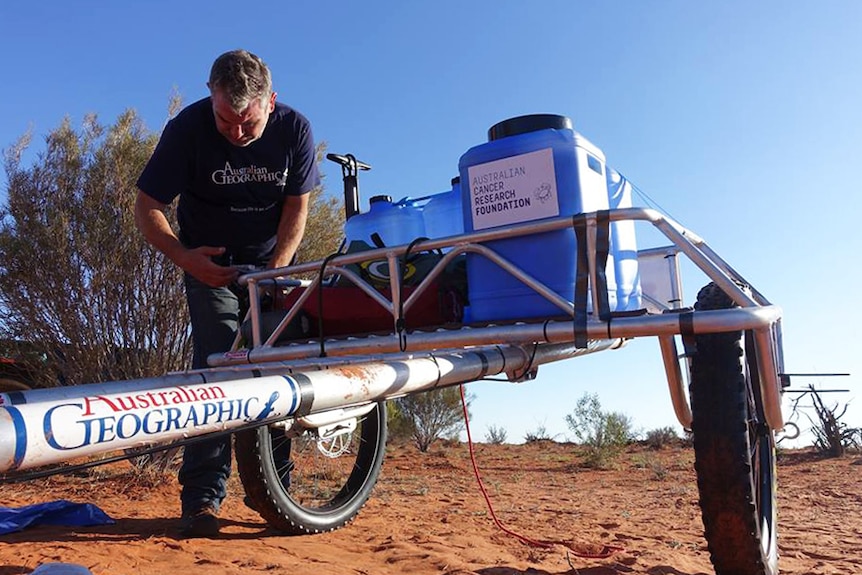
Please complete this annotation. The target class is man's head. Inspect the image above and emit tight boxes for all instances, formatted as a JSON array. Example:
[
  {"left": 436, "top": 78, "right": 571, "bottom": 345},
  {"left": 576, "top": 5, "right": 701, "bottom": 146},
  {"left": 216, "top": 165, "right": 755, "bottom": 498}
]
[{"left": 208, "top": 50, "right": 277, "bottom": 147}]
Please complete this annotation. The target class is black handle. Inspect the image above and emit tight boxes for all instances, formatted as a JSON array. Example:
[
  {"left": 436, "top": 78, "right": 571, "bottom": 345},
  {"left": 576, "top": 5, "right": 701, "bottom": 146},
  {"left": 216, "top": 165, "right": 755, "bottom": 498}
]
[{"left": 326, "top": 153, "right": 372, "bottom": 221}]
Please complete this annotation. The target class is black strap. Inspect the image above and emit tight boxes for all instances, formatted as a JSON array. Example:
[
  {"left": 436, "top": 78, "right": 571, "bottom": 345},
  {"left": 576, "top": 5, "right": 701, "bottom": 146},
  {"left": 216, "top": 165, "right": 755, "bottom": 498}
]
[
  {"left": 572, "top": 215, "right": 589, "bottom": 349},
  {"left": 397, "top": 237, "right": 429, "bottom": 351},
  {"left": 316, "top": 252, "right": 341, "bottom": 357},
  {"left": 679, "top": 309, "right": 697, "bottom": 356},
  {"left": 595, "top": 210, "right": 612, "bottom": 322},
  {"left": 370, "top": 232, "right": 386, "bottom": 249}
]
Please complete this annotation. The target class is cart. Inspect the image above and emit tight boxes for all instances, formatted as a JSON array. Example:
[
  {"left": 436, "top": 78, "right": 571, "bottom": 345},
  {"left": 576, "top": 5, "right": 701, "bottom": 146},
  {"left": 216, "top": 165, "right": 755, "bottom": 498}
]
[{"left": 0, "top": 159, "right": 786, "bottom": 575}]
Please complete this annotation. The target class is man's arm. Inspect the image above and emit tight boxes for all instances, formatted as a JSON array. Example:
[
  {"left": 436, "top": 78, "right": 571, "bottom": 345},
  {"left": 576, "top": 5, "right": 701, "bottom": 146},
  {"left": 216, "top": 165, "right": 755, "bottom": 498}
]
[
  {"left": 268, "top": 193, "right": 310, "bottom": 270},
  {"left": 134, "top": 190, "right": 238, "bottom": 287}
]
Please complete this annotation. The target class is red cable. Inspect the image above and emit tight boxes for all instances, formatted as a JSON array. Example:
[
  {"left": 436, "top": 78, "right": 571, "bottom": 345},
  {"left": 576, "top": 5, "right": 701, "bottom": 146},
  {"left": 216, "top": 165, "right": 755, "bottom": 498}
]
[{"left": 458, "top": 384, "right": 623, "bottom": 560}]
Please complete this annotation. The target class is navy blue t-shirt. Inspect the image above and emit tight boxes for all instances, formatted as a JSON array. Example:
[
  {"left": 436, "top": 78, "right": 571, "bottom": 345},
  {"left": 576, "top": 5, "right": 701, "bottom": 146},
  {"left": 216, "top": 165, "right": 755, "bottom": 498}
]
[{"left": 137, "top": 97, "right": 320, "bottom": 265}]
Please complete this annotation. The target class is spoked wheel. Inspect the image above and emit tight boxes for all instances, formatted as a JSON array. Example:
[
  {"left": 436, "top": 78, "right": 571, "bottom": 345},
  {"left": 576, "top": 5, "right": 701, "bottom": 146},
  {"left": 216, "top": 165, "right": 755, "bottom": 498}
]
[
  {"left": 689, "top": 282, "right": 779, "bottom": 575},
  {"left": 235, "top": 401, "right": 387, "bottom": 535}
]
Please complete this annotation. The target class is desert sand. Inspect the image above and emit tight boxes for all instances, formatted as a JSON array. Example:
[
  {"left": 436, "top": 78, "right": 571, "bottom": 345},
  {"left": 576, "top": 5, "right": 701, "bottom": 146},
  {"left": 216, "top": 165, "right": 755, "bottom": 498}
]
[{"left": 1, "top": 440, "right": 860, "bottom": 575}]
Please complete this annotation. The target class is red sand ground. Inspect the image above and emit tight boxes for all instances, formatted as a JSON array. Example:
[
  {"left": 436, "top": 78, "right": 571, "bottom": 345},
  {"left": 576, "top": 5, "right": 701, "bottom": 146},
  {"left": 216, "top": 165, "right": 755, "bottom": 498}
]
[{"left": 1, "top": 441, "right": 860, "bottom": 575}]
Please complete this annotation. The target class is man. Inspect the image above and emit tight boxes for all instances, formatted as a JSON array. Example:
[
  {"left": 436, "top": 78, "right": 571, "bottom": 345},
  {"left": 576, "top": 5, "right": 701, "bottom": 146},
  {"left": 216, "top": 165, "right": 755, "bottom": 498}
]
[{"left": 135, "top": 49, "right": 320, "bottom": 538}]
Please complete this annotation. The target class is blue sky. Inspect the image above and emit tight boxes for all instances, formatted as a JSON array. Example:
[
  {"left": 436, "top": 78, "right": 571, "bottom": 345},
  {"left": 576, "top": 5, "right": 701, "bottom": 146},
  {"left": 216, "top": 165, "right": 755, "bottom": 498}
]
[{"left": 1, "top": 1, "right": 859, "bottom": 444}]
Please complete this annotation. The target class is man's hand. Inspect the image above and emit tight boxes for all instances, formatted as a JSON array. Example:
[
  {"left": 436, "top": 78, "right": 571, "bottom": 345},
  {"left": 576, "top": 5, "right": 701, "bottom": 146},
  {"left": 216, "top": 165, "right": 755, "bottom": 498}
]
[{"left": 178, "top": 246, "right": 240, "bottom": 288}]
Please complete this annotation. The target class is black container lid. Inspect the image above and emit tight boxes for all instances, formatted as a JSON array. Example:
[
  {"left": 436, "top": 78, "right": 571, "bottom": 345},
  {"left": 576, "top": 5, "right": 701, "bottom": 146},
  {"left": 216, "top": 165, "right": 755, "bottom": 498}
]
[
  {"left": 369, "top": 194, "right": 392, "bottom": 204},
  {"left": 488, "top": 114, "right": 573, "bottom": 141}
]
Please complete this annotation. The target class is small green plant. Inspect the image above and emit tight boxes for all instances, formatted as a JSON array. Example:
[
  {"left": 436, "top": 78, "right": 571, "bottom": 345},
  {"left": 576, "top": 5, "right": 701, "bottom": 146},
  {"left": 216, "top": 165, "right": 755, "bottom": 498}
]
[
  {"left": 484, "top": 425, "right": 508, "bottom": 444},
  {"left": 566, "top": 393, "right": 634, "bottom": 468}
]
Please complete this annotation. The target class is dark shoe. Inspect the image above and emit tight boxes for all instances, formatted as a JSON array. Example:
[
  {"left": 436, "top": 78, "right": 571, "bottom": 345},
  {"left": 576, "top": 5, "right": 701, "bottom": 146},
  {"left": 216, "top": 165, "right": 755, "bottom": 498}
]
[{"left": 178, "top": 505, "right": 220, "bottom": 538}]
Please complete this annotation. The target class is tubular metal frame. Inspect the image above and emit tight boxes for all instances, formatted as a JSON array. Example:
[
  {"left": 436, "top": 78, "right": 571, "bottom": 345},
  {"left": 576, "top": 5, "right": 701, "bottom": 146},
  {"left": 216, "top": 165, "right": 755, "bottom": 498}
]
[
  {"left": 0, "top": 207, "right": 786, "bottom": 476},
  {"left": 218, "top": 207, "right": 785, "bottom": 431}
]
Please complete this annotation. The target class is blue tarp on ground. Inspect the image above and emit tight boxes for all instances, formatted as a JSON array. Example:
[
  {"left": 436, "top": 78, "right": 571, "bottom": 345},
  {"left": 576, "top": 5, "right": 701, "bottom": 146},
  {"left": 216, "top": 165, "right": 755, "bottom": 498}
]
[
  {"left": 30, "top": 564, "right": 94, "bottom": 575},
  {"left": 0, "top": 499, "right": 114, "bottom": 535}
]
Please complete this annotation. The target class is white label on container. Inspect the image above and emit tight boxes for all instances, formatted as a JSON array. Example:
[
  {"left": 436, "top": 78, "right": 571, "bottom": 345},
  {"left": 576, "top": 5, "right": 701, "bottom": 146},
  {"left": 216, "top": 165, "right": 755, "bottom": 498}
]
[{"left": 467, "top": 147, "right": 558, "bottom": 230}]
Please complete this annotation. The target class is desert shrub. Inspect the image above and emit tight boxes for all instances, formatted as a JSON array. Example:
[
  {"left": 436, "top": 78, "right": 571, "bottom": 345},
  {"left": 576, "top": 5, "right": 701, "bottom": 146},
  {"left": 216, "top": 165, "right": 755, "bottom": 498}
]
[
  {"left": 0, "top": 112, "right": 190, "bottom": 389},
  {"left": 397, "top": 387, "right": 472, "bottom": 452},
  {"left": 385, "top": 400, "right": 414, "bottom": 443},
  {"left": 566, "top": 393, "right": 635, "bottom": 468},
  {"left": 804, "top": 385, "right": 861, "bottom": 456},
  {"left": 484, "top": 425, "right": 508, "bottom": 444},
  {"left": 681, "top": 428, "right": 694, "bottom": 447},
  {"left": 631, "top": 453, "right": 669, "bottom": 481},
  {"left": 524, "top": 424, "right": 553, "bottom": 444},
  {"left": 645, "top": 426, "right": 679, "bottom": 450},
  {"left": 125, "top": 444, "right": 184, "bottom": 482}
]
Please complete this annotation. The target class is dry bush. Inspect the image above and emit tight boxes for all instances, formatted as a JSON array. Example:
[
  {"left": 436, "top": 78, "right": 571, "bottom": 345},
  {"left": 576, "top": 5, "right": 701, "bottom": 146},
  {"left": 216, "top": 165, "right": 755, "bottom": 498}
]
[{"left": 0, "top": 111, "right": 190, "bottom": 388}]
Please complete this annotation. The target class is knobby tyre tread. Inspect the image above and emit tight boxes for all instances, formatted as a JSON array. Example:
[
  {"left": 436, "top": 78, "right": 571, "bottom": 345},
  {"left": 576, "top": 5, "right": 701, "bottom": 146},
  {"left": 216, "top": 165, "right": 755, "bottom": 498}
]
[
  {"left": 235, "top": 401, "right": 387, "bottom": 535},
  {"left": 689, "top": 282, "right": 778, "bottom": 575}
]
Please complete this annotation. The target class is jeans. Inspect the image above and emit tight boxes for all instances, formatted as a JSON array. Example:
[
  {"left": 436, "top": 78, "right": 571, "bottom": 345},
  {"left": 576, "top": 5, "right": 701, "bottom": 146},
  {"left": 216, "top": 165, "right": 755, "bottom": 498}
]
[{"left": 178, "top": 274, "right": 240, "bottom": 515}]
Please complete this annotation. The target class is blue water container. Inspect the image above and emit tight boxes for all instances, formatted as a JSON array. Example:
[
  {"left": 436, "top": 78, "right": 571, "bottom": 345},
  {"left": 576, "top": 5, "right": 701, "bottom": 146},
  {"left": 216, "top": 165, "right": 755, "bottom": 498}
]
[
  {"left": 422, "top": 177, "right": 463, "bottom": 250},
  {"left": 458, "top": 114, "right": 615, "bottom": 322},
  {"left": 342, "top": 194, "right": 426, "bottom": 287},
  {"left": 344, "top": 194, "right": 426, "bottom": 251},
  {"left": 607, "top": 167, "right": 642, "bottom": 311}
]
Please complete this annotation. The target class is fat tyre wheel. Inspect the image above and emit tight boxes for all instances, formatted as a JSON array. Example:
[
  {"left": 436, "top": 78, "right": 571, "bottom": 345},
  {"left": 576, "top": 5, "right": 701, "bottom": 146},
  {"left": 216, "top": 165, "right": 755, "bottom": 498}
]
[
  {"left": 235, "top": 401, "right": 387, "bottom": 535},
  {"left": 689, "top": 283, "right": 778, "bottom": 575}
]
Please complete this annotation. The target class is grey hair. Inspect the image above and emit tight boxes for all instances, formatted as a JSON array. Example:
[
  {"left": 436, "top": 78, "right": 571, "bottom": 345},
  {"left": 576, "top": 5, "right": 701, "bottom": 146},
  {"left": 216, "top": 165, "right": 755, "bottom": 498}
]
[{"left": 208, "top": 49, "right": 273, "bottom": 112}]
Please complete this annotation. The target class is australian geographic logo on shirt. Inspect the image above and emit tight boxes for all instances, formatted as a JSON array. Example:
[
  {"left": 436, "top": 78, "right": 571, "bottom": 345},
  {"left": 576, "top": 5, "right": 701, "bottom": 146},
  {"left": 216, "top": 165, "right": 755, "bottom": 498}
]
[{"left": 212, "top": 162, "right": 287, "bottom": 186}]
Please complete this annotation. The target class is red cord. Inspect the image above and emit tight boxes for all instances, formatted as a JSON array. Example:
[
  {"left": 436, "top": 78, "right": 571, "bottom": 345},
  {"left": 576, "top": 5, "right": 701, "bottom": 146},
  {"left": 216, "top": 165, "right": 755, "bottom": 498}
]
[{"left": 458, "top": 384, "right": 623, "bottom": 560}]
